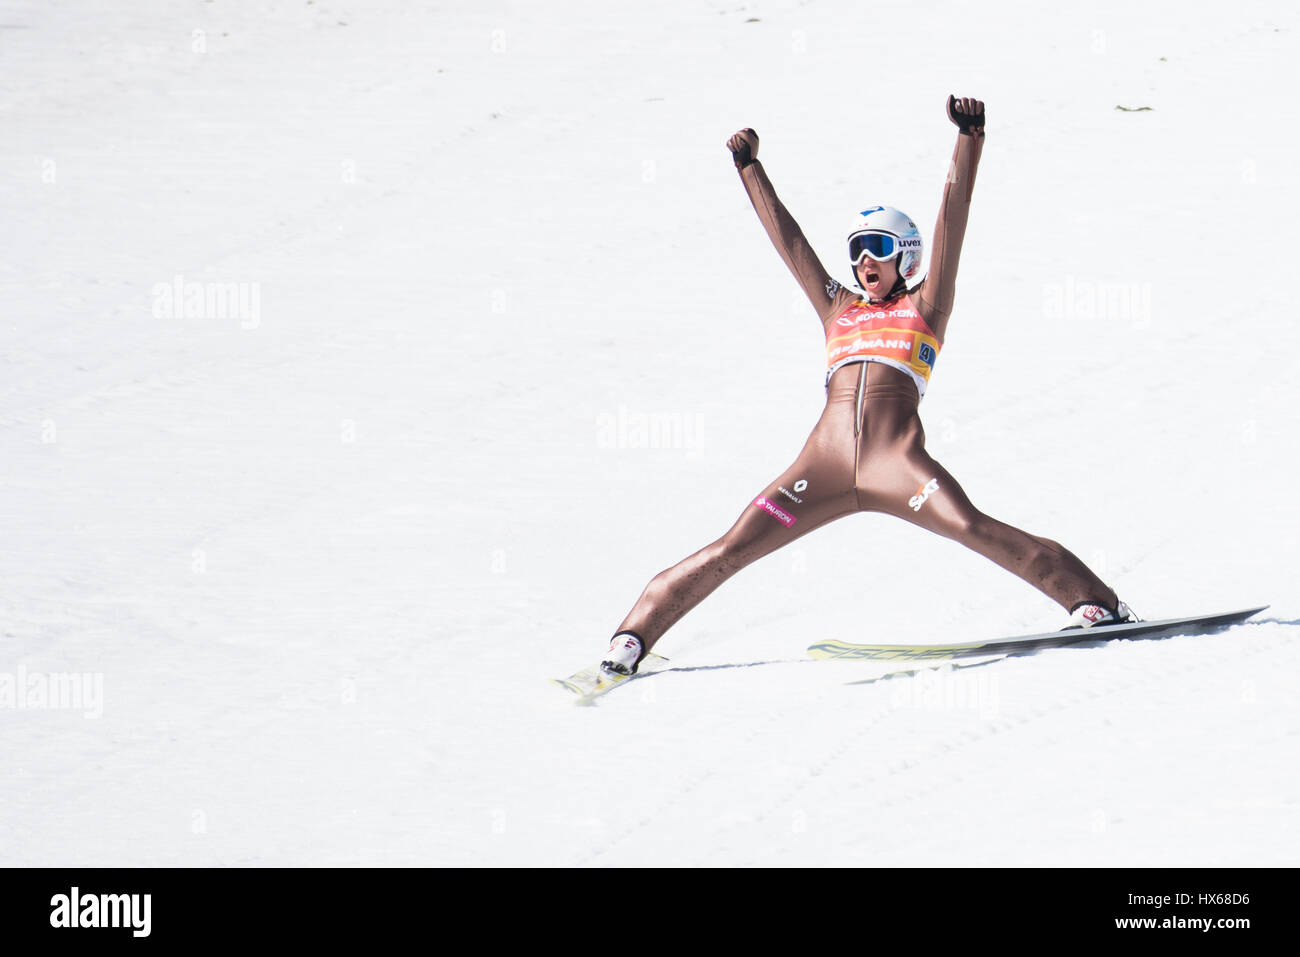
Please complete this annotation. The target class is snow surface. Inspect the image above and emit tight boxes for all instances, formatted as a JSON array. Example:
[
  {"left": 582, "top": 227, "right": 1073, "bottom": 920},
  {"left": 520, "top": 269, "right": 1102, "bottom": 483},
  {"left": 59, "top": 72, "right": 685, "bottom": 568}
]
[{"left": 2, "top": 0, "right": 1297, "bottom": 866}]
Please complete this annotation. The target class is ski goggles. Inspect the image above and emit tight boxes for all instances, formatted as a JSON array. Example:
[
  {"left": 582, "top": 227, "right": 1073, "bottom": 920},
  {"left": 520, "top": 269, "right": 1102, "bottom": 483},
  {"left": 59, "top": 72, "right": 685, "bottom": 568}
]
[{"left": 848, "top": 231, "right": 903, "bottom": 264}]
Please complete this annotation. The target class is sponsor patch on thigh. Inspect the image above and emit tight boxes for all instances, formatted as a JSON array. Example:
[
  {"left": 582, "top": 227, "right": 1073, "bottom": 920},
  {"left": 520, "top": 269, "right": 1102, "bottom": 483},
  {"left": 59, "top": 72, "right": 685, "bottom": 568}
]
[
  {"left": 908, "top": 477, "right": 940, "bottom": 512},
  {"left": 754, "top": 495, "right": 797, "bottom": 527}
]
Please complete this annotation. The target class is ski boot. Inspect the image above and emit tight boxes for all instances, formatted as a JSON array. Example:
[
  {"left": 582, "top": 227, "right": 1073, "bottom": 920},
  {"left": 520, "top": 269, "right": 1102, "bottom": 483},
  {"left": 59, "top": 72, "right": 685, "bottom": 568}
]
[
  {"left": 600, "top": 632, "right": 645, "bottom": 676},
  {"left": 1064, "top": 599, "right": 1140, "bottom": 630}
]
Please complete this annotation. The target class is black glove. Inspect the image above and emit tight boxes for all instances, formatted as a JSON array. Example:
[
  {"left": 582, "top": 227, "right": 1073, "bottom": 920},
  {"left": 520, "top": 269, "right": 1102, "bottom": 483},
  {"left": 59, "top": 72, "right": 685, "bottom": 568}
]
[
  {"left": 726, "top": 128, "right": 759, "bottom": 169},
  {"left": 947, "top": 95, "right": 985, "bottom": 135}
]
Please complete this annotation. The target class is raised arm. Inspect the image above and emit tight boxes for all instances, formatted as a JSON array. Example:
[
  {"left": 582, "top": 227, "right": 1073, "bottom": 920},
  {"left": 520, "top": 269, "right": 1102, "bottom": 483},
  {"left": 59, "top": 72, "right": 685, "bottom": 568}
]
[
  {"left": 728, "top": 129, "right": 840, "bottom": 326},
  {"left": 917, "top": 96, "right": 985, "bottom": 342}
]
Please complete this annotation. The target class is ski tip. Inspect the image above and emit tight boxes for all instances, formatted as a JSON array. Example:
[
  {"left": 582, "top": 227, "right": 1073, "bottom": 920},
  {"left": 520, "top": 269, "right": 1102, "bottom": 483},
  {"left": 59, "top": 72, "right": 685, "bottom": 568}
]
[{"left": 1193, "top": 605, "right": 1270, "bottom": 624}]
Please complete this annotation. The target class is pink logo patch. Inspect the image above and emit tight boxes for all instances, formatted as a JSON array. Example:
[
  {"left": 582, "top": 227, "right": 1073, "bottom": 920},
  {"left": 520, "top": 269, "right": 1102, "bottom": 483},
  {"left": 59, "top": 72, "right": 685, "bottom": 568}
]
[{"left": 754, "top": 496, "right": 796, "bottom": 527}]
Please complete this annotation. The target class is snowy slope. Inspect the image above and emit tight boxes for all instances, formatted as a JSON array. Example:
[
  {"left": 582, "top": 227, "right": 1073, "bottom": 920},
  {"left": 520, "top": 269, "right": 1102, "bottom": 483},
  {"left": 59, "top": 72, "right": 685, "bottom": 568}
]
[{"left": 1, "top": 0, "right": 1297, "bottom": 866}]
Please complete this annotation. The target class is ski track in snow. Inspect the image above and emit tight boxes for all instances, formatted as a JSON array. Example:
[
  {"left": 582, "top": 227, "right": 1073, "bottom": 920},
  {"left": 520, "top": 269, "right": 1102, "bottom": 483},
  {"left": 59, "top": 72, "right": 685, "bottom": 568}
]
[{"left": 1, "top": 0, "right": 1297, "bottom": 866}]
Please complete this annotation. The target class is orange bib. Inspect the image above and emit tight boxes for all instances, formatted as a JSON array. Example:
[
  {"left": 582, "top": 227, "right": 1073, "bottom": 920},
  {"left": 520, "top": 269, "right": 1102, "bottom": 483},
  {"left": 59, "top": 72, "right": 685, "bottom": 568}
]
[{"left": 825, "top": 293, "right": 941, "bottom": 396}]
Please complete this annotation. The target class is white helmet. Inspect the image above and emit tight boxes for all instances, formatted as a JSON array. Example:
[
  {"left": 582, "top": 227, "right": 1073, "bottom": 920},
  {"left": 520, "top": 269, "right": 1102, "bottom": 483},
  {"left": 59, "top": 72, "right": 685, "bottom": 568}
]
[{"left": 847, "top": 206, "right": 924, "bottom": 285}]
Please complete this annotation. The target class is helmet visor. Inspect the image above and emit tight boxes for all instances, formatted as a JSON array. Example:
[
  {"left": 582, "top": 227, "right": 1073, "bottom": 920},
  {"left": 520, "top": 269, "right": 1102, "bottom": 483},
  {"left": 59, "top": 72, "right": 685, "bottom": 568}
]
[{"left": 848, "top": 231, "right": 901, "bottom": 264}]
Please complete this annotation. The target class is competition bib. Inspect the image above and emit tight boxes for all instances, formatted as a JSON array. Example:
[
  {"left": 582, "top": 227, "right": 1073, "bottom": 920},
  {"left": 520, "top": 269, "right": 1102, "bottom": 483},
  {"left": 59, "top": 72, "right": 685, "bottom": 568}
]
[{"left": 824, "top": 293, "right": 941, "bottom": 396}]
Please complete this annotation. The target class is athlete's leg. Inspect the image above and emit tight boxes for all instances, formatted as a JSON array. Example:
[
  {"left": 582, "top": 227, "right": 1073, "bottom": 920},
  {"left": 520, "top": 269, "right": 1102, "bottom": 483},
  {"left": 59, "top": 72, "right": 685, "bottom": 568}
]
[
  {"left": 616, "top": 423, "right": 857, "bottom": 651},
  {"left": 857, "top": 410, "right": 1117, "bottom": 611}
]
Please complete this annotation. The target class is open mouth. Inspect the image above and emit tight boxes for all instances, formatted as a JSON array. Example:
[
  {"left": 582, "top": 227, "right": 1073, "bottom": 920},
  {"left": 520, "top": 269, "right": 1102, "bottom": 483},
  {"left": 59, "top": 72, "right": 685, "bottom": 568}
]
[{"left": 865, "top": 270, "right": 880, "bottom": 284}]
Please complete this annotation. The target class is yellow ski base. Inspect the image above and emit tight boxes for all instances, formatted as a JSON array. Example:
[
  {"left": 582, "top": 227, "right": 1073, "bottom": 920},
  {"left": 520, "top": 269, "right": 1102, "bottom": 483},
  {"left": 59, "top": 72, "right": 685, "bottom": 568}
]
[{"left": 552, "top": 653, "right": 670, "bottom": 701}]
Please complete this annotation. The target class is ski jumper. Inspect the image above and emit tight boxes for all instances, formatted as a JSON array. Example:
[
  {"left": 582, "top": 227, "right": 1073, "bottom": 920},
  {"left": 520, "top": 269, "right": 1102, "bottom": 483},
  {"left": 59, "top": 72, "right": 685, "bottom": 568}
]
[{"left": 615, "top": 131, "right": 1117, "bottom": 649}]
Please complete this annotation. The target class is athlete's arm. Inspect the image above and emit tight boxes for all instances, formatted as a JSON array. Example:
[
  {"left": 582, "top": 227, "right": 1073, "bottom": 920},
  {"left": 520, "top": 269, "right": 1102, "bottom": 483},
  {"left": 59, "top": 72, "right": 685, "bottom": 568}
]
[
  {"left": 728, "top": 129, "right": 840, "bottom": 327},
  {"left": 918, "top": 96, "right": 985, "bottom": 342}
]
